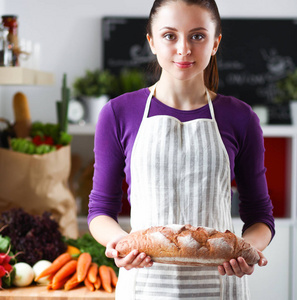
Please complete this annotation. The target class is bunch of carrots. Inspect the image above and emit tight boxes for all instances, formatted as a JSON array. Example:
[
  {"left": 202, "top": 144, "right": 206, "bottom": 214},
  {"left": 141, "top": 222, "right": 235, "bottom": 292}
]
[{"left": 35, "top": 252, "right": 118, "bottom": 292}]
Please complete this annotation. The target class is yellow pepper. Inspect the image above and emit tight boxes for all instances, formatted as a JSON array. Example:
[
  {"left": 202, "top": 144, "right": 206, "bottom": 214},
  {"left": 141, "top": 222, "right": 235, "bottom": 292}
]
[{"left": 65, "top": 245, "right": 81, "bottom": 256}]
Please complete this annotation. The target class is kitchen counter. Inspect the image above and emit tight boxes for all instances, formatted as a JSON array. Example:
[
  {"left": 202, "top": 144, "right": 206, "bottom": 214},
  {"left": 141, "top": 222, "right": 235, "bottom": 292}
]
[{"left": 0, "top": 285, "right": 115, "bottom": 299}]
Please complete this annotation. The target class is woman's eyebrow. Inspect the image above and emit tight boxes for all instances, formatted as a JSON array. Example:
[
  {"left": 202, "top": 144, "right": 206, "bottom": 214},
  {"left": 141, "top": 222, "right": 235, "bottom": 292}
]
[
  {"left": 159, "top": 26, "right": 178, "bottom": 31},
  {"left": 159, "top": 26, "right": 208, "bottom": 32},
  {"left": 190, "top": 27, "right": 208, "bottom": 32}
]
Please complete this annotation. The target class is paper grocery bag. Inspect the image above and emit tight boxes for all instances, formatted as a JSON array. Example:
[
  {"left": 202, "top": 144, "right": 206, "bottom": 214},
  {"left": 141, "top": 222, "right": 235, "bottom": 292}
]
[{"left": 0, "top": 145, "right": 78, "bottom": 238}]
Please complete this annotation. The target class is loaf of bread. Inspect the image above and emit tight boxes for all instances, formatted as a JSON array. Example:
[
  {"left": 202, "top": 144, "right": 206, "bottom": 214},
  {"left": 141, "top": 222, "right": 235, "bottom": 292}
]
[
  {"left": 115, "top": 224, "right": 260, "bottom": 266},
  {"left": 13, "top": 92, "right": 31, "bottom": 138}
]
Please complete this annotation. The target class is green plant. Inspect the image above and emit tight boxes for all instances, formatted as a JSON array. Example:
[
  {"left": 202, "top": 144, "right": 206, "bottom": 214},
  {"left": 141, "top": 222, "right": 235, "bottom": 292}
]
[
  {"left": 73, "top": 69, "right": 116, "bottom": 98},
  {"left": 118, "top": 68, "right": 147, "bottom": 94},
  {"left": 275, "top": 69, "right": 297, "bottom": 104}
]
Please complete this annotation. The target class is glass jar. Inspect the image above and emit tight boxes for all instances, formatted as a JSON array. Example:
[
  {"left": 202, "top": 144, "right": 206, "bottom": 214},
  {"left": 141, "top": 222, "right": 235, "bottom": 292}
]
[
  {"left": 0, "top": 24, "right": 12, "bottom": 66},
  {"left": 1, "top": 15, "right": 18, "bottom": 66},
  {"left": 1, "top": 15, "right": 18, "bottom": 35}
]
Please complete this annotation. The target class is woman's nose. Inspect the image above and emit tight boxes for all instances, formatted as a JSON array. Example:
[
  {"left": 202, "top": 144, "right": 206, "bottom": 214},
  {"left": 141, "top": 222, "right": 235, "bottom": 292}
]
[{"left": 177, "top": 39, "right": 191, "bottom": 56}]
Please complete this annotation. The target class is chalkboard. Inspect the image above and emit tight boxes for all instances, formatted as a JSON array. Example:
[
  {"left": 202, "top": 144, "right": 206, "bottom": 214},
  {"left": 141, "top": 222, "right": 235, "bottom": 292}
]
[
  {"left": 102, "top": 17, "right": 297, "bottom": 122},
  {"left": 102, "top": 17, "right": 154, "bottom": 74},
  {"left": 218, "top": 19, "right": 297, "bottom": 105}
]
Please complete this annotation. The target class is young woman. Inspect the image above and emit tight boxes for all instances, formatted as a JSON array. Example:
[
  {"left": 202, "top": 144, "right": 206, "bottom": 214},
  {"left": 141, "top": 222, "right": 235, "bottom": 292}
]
[{"left": 88, "top": 0, "right": 275, "bottom": 298}]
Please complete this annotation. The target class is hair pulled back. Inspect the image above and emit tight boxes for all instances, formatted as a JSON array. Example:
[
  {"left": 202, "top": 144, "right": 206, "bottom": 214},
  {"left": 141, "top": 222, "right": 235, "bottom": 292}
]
[{"left": 147, "top": 0, "right": 222, "bottom": 92}]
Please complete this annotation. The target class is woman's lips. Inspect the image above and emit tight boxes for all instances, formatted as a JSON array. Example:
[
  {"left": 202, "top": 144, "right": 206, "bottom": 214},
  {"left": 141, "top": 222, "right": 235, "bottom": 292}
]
[{"left": 174, "top": 61, "right": 194, "bottom": 69}]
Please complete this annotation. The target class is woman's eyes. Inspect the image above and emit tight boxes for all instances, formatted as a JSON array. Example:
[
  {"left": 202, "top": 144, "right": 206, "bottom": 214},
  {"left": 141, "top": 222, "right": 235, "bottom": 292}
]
[
  {"left": 192, "top": 34, "right": 204, "bottom": 41},
  {"left": 164, "top": 33, "right": 175, "bottom": 40},
  {"left": 163, "top": 33, "right": 205, "bottom": 41}
]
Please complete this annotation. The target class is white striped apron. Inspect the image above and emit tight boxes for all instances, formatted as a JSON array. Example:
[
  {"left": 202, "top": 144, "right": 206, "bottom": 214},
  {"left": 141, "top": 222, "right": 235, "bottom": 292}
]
[{"left": 115, "top": 85, "right": 250, "bottom": 299}]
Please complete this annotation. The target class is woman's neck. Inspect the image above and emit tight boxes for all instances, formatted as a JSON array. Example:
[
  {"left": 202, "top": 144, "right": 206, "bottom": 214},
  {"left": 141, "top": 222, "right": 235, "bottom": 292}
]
[{"left": 151, "top": 74, "right": 211, "bottom": 111}]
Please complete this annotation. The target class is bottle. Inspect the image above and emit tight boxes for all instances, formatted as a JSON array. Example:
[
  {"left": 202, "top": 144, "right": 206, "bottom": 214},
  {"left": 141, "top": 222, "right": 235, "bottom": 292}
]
[
  {"left": 0, "top": 24, "right": 12, "bottom": 66},
  {"left": 1, "top": 15, "right": 19, "bottom": 66}
]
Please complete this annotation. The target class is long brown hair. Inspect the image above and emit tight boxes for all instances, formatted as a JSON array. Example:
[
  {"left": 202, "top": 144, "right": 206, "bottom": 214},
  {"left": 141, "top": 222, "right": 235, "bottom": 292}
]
[{"left": 146, "top": 0, "right": 222, "bottom": 92}]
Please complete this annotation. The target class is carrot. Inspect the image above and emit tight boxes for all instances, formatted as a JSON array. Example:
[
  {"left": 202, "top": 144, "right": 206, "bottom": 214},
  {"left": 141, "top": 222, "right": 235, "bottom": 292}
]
[
  {"left": 77, "top": 252, "right": 92, "bottom": 282},
  {"left": 47, "top": 273, "right": 55, "bottom": 281},
  {"left": 99, "top": 265, "right": 112, "bottom": 293},
  {"left": 47, "top": 282, "right": 52, "bottom": 290},
  {"left": 108, "top": 266, "right": 118, "bottom": 287},
  {"left": 87, "top": 262, "right": 98, "bottom": 283},
  {"left": 94, "top": 275, "right": 101, "bottom": 290},
  {"left": 84, "top": 276, "right": 95, "bottom": 291},
  {"left": 52, "top": 260, "right": 77, "bottom": 286},
  {"left": 46, "top": 274, "right": 55, "bottom": 290},
  {"left": 64, "top": 272, "right": 80, "bottom": 291},
  {"left": 51, "top": 275, "right": 71, "bottom": 290},
  {"left": 35, "top": 253, "right": 72, "bottom": 281}
]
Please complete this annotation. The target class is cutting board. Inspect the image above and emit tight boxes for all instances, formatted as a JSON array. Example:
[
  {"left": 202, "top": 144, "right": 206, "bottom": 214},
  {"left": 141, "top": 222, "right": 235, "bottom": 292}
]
[{"left": 0, "top": 285, "right": 115, "bottom": 299}]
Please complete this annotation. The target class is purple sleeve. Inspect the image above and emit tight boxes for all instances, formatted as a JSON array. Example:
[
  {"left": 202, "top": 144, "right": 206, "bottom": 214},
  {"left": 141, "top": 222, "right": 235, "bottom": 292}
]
[
  {"left": 87, "top": 101, "right": 125, "bottom": 225},
  {"left": 234, "top": 112, "right": 275, "bottom": 239}
]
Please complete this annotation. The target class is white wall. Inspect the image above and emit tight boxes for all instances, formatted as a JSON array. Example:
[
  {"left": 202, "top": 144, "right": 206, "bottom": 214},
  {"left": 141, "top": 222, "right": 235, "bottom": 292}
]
[{"left": 1, "top": 0, "right": 297, "bottom": 123}]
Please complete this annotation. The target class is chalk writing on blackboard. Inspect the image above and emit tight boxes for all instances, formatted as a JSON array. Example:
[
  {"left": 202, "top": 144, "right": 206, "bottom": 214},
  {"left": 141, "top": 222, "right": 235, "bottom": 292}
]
[
  {"left": 102, "top": 17, "right": 297, "bottom": 109},
  {"left": 103, "top": 17, "right": 154, "bottom": 71},
  {"left": 218, "top": 48, "right": 296, "bottom": 103}
]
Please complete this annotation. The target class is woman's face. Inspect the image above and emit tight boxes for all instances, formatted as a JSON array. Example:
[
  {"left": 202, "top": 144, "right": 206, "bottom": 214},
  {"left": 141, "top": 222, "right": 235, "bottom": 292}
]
[{"left": 147, "top": 1, "right": 221, "bottom": 82}]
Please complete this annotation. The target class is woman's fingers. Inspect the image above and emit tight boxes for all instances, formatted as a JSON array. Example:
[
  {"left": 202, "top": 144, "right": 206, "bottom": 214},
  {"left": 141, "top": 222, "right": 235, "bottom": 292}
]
[
  {"left": 257, "top": 250, "right": 268, "bottom": 267},
  {"left": 223, "top": 261, "right": 238, "bottom": 276},
  {"left": 230, "top": 259, "right": 245, "bottom": 276},
  {"left": 218, "top": 257, "right": 255, "bottom": 278},
  {"left": 136, "top": 253, "right": 153, "bottom": 269},
  {"left": 105, "top": 235, "right": 153, "bottom": 270},
  {"left": 105, "top": 239, "right": 119, "bottom": 258},
  {"left": 217, "top": 265, "right": 226, "bottom": 275},
  {"left": 105, "top": 247, "right": 117, "bottom": 259},
  {"left": 115, "top": 250, "right": 153, "bottom": 270}
]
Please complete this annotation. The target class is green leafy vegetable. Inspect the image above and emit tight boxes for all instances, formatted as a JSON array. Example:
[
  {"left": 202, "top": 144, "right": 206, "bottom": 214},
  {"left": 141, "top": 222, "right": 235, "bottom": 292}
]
[
  {"left": 64, "top": 233, "right": 118, "bottom": 273},
  {"left": 30, "top": 122, "right": 72, "bottom": 145},
  {"left": 10, "top": 121, "right": 72, "bottom": 155},
  {"left": 0, "top": 235, "right": 10, "bottom": 253},
  {"left": 1, "top": 266, "right": 15, "bottom": 288},
  {"left": 10, "top": 138, "right": 57, "bottom": 155}
]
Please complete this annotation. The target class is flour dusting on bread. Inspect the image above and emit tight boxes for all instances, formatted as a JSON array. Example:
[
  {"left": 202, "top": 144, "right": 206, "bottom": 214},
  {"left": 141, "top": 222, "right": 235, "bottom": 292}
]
[{"left": 177, "top": 235, "right": 200, "bottom": 248}]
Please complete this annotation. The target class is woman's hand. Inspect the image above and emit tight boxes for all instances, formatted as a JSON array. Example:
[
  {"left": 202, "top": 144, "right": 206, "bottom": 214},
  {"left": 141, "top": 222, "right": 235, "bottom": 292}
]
[
  {"left": 217, "top": 250, "right": 268, "bottom": 278},
  {"left": 105, "top": 236, "right": 154, "bottom": 270}
]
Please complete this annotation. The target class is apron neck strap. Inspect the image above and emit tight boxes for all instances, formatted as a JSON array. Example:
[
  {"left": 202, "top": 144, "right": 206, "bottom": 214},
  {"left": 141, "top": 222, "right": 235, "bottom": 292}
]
[
  {"left": 206, "top": 89, "right": 216, "bottom": 121},
  {"left": 143, "top": 83, "right": 157, "bottom": 118},
  {"left": 144, "top": 84, "right": 216, "bottom": 121}
]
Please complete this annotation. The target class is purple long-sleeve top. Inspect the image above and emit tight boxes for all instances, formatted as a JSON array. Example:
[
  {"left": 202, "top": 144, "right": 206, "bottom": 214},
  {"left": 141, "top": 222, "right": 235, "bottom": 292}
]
[{"left": 88, "top": 88, "right": 275, "bottom": 239}]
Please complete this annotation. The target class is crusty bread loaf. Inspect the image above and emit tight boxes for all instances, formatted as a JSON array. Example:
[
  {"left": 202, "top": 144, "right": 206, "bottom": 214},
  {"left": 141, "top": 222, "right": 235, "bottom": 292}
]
[
  {"left": 13, "top": 92, "right": 31, "bottom": 138},
  {"left": 115, "top": 224, "right": 260, "bottom": 266}
]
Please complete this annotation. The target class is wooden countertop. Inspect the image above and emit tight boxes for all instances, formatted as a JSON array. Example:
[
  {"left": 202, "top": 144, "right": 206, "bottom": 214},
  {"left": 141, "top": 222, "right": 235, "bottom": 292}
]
[{"left": 0, "top": 285, "right": 115, "bottom": 299}]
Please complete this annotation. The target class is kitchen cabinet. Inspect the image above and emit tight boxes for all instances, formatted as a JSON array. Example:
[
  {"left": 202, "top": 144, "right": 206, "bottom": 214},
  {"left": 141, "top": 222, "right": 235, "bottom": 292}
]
[{"left": 70, "top": 123, "right": 297, "bottom": 300}]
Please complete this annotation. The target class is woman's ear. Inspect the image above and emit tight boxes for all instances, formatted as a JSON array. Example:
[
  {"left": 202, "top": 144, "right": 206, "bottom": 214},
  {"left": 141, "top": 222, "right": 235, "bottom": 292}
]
[
  {"left": 212, "top": 34, "right": 222, "bottom": 56},
  {"left": 147, "top": 33, "right": 156, "bottom": 55}
]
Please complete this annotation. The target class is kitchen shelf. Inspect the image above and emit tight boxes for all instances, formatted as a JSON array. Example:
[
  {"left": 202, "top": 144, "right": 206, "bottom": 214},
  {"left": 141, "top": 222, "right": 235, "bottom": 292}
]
[
  {"left": 68, "top": 123, "right": 96, "bottom": 135},
  {"left": 0, "top": 67, "right": 54, "bottom": 85},
  {"left": 262, "top": 125, "right": 297, "bottom": 137}
]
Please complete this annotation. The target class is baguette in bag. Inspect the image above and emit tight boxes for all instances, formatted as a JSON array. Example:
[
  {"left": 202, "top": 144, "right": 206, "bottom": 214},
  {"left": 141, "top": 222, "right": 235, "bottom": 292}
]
[{"left": 115, "top": 224, "right": 260, "bottom": 266}]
